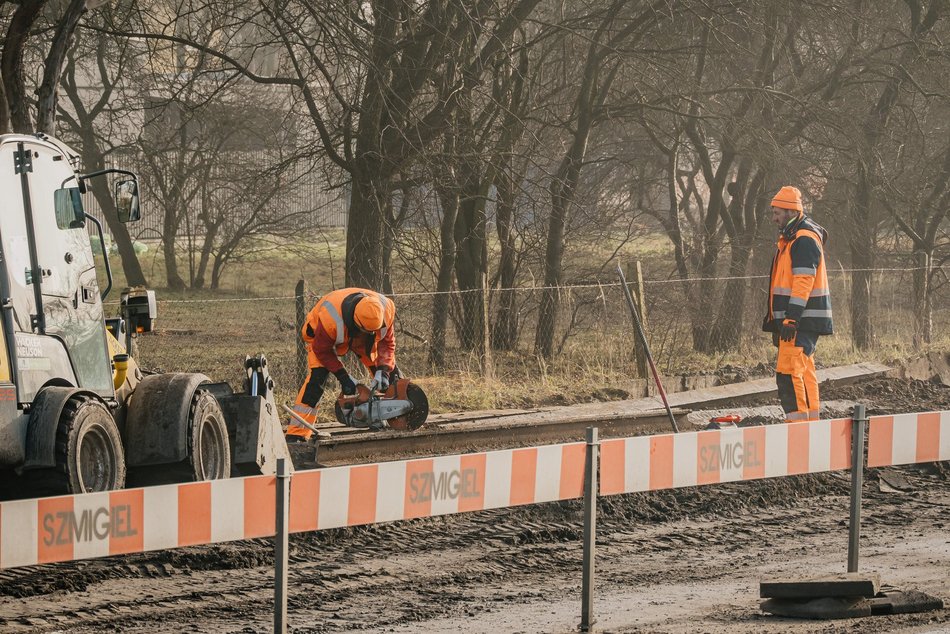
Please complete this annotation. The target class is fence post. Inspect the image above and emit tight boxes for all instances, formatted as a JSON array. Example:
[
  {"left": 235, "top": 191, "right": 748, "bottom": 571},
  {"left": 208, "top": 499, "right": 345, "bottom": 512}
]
[
  {"left": 480, "top": 271, "right": 493, "bottom": 380},
  {"left": 295, "top": 280, "right": 307, "bottom": 383},
  {"left": 627, "top": 261, "right": 649, "bottom": 381},
  {"left": 848, "top": 404, "right": 867, "bottom": 573},
  {"left": 581, "top": 426, "right": 600, "bottom": 632},
  {"left": 274, "top": 458, "right": 290, "bottom": 634}
]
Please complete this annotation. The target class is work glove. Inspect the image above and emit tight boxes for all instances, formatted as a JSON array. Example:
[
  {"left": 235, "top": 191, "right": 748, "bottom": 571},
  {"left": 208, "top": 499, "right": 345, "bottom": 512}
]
[
  {"left": 373, "top": 368, "right": 390, "bottom": 391},
  {"left": 779, "top": 318, "right": 798, "bottom": 343},
  {"left": 334, "top": 370, "right": 357, "bottom": 395}
]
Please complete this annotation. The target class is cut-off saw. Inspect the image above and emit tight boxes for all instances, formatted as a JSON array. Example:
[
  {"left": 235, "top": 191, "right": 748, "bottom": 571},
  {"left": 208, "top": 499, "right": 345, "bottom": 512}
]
[{"left": 334, "top": 378, "right": 429, "bottom": 431}]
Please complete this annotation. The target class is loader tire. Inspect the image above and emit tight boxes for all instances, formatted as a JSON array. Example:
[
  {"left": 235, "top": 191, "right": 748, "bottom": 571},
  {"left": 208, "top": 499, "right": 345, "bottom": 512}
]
[
  {"left": 54, "top": 395, "right": 126, "bottom": 494},
  {"left": 184, "top": 389, "right": 231, "bottom": 481}
]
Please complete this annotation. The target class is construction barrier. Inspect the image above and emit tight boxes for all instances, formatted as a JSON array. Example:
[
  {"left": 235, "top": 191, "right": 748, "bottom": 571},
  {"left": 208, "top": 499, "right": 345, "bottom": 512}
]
[
  {"left": 0, "top": 409, "right": 948, "bottom": 632},
  {"left": 867, "top": 411, "right": 950, "bottom": 467},
  {"left": 0, "top": 442, "right": 587, "bottom": 569}
]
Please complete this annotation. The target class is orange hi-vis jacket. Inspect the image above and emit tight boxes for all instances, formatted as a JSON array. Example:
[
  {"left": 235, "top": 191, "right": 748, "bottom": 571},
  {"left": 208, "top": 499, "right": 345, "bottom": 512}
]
[
  {"left": 302, "top": 288, "right": 396, "bottom": 373},
  {"left": 764, "top": 214, "right": 833, "bottom": 335}
]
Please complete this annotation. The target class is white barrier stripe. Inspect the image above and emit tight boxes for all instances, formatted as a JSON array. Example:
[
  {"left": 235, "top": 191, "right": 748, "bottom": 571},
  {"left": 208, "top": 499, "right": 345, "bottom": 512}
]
[
  {"left": 483, "top": 450, "right": 513, "bottom": 510},
  {"left": 318, "top": 467, "right": 350, "bottom": 529},
  {"left": 941, "top": 412, "right": 950, "bottom": 461},
  {"left": 72, "top": 492, "right": 110, "bottom": 561},
  {"left": 375, "top": 460, "right": 407, "bottom": 523},
  {"left": 211, "top": 479, "right": 245, "bottom": 543},
  {"left": 891, "top": 413, "right": 918, "bottom": 466},
  {"left": 143, "top": 485, "right": 178, "bottom": 552},
  {"left": 1, "top": 499, "right": 37, "bottom": 568},
  {"left": 534, "top": 445, "right": 563, "bottom": 503},
  {"left": 719, "top": 427, "right": 744, "bottom": 483},
  {"left": 808, "top": 419, "right": 831, "bottom": 474},
  {"left": 764, "top": 424, "right": 789, "bottom": 478},
  {"left": 625, "top": 437, "right": 651, "bottom": 492},
  {"left": 431, "top": 455, "right": 462, "bottom": 516},
  {"left": 672, "top": 433, "right": 698, "bottom": 488}
]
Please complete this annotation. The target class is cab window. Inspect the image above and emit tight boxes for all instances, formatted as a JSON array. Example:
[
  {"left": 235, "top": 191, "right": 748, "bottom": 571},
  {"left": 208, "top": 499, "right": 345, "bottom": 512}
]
[{"left": 53, "top": 187, "right": 85, "bottom": 230}]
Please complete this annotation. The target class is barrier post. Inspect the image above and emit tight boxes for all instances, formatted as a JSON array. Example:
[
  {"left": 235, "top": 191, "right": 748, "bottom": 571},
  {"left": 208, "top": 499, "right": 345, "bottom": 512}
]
[
  {"left": 274, "top": 458, "right": 290, "bottom": 633},
  {"left": 581, "top": 426, "right": 600, "bottom": 632},
  {"left": 848, "top": 404, "right": 867, "bottom": 573}
]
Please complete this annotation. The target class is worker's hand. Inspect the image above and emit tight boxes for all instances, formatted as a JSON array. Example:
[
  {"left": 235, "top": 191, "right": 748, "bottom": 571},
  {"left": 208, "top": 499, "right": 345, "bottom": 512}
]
[
  {"left": 779, "top": 318, "right": 798, "bottom": 343},
  {"left": 373, "top": 369, "right": 389, "bottom": 391},
  {"left": 334, "top": 370, "right": 357, "bottom": 395}
]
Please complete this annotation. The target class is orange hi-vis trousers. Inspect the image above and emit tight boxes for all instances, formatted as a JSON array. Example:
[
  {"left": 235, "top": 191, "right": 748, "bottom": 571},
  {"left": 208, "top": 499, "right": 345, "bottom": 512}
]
[{"left": 775, "top": 335, "right": 820, "bottom": 422}]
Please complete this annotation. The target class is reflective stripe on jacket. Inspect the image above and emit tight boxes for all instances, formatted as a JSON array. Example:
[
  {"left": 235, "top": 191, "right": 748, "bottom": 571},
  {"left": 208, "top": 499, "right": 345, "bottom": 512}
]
[
  {"left": 764, "top": 214, "right": 833, "bottom": 335},
  {"left": 302, "top": 287, "right": 396, "bottom": 371}
]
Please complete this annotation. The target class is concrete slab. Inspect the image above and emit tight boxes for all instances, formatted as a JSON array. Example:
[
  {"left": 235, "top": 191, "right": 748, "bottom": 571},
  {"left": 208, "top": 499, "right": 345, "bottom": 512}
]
[
  {"left": 760, "top": 572, "right": 881, "bottom": 599},
  {"left": 871, "top": 588, "right": 945, "bottom": 614}
]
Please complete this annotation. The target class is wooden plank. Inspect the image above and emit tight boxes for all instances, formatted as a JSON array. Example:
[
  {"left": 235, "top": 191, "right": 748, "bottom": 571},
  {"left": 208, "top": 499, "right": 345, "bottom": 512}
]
[{"left": 760, "top": 573, "right": 880, "bottom": 599}]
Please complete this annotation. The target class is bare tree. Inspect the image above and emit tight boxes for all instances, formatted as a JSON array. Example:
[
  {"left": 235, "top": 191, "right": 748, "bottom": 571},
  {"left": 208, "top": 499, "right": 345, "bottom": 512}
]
[{"left": 1, "top": 0, "right": 92, "bottom": 134}]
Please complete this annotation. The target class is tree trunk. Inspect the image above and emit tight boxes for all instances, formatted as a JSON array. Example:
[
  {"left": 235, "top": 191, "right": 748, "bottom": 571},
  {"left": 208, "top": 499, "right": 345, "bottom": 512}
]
[
  {"left": 850, "top": 162, "right": 875, "bottom": 349},
  {"left": 162, "top": 199, "right": 186, "bottom": 291},
  {"left": 535, "top": 192, "right": 568, "bottom": 360},
  {"left": 707, "top": 244, "right": 752, "bottom": 352},
  {"left": 2, "top": 0, "right": 45, "bottom": 133},
  {"left": 35, "top": 0, "right": 86, "bottom": 135},
  {"left": 431, "top": 185, "right": 459, "bottom": 368},
  {"left": 491, "top": 168, "right": 519, "bottom": 351},
  {"left": 912, "top": 249, "right": 932, "bottom": 346},
  {"left": 345, "top": 172, "right": 386, "bottom": 290},
  {"left": 81, "top": 149, "right": 148, "bottom": 287},
  {"left": 454, "top": 180, "right": 489, "bottom": 352}
]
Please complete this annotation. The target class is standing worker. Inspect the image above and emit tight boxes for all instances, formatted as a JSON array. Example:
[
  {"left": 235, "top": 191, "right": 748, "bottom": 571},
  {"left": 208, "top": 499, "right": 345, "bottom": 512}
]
[
  {"left": 286, "top": 287, "right": 398, "bottom": 442},
  {"left": 762, "top": 186, "right": 833, "bottom": 423}
]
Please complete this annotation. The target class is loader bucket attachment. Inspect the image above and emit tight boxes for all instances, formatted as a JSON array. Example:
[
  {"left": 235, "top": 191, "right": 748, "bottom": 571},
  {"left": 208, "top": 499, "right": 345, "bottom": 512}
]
[
  {"left": 203, "top": 354, "right": 292, "bottom": 476},
  {"left": 211, "top": 389, "right": 290, "bottom": 476}
]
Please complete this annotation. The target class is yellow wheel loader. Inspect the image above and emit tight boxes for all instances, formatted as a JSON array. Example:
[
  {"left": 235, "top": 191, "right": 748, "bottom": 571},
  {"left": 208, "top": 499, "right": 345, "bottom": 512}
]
[{"left": 0, "top": 134, "right": 289, "bottom": 499}]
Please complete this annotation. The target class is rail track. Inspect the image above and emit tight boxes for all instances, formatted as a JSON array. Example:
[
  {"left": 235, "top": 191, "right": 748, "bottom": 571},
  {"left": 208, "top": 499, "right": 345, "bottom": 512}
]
[{"left": 300, "top": 362, "right": 890, "bottom": 467}]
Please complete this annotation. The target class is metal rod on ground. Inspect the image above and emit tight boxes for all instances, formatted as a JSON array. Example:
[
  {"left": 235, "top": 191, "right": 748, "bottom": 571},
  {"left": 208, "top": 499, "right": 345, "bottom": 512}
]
[
  {"left": 281, "top": 404, "right": 322, "bottom": 436},
  {"left": 617, "top": 265, "right": 679, "bottom": 433},
  {"left": 848, "top": 403, "right": 867, "bottom": 573},
  {"left": 274, "top": 457, "right": 290, "bottom": 634},
  {"left": 581, "top": 426, "right": 600, "bottom": 633},
  {"left": 295, "top": 280, "right": 307, "bottom": 384}
]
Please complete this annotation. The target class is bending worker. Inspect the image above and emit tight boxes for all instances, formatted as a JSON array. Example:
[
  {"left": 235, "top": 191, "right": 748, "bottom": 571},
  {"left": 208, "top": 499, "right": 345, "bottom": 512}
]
[
  {"left": 286, "top": 287, "right": 398, "bottom": 442},
  {"left": 763, "top": 186, "right": 833, "bottom": 423}
]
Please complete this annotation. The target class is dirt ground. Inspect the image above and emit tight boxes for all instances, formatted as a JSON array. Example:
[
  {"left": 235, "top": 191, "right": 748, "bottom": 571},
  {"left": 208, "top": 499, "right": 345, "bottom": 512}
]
[{"left": 0, "top": 377, "right": 948, "bottom": 634}]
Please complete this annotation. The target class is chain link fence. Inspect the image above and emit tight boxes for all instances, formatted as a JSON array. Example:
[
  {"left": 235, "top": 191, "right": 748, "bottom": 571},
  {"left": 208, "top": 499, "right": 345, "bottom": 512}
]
[{"left": 115, "top": 266, "right": 948, "bottom": 410}]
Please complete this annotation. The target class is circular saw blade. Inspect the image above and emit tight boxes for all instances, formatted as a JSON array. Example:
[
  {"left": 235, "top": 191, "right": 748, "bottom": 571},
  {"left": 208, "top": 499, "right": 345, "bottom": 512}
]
[
  {"left": 402, "top": 382, "right": 429, "bottom": 430},
  {"left": 388, "top": 382, "right": 428, "bottom": 431}
]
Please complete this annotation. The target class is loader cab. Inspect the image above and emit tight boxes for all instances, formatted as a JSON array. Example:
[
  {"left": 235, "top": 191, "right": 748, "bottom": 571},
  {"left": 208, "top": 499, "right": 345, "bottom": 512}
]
[{"left": 0, "top": 135, "right": 131, "bottom": 405}]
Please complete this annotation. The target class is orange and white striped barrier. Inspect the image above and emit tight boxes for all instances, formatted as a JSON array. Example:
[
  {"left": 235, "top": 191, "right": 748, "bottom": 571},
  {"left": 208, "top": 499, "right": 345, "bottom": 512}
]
[
  {"left": 600, "top": 418, "right": 854, "bottom": 495},
  {"left": 867, "top": 410, "right": 950, "bottom": 468},
  {"left": 0, "top": 443, "right": 586, "bottom": 569},
  {"left": 4, "top": 411, "right": 949, "bottom": 570}
]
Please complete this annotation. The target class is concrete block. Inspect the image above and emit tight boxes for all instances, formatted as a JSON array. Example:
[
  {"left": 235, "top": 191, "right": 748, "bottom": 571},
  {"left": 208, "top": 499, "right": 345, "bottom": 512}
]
[
  {"left": 760, "top": 572, "right": 880, "bottom": 599},
  {"left": 760, "top": 597, "right": 871, "bottom": 619}
]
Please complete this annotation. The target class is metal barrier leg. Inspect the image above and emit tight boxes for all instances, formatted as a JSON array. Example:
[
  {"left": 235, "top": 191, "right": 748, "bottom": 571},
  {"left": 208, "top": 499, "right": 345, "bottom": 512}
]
[
  {"left": 848, "top": 404, "right": 867, "bottom": 573},
  {"left": 275, "top": 458, "right": 290, "bottom": 633},
  {"left": 581, "top": 427, "right": 599, "bottom": 632}
]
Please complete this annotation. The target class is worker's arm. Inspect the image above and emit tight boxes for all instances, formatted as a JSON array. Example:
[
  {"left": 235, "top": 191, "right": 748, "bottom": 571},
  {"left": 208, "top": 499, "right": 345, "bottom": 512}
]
[
  {"left": 786, "top": 235, "right": 821, "bottom": 321},
  {"left": 374, "top": 322, "right": 396, "bottom": 371},
  {"left": 310, "top": 322, "right": 344, "bottom": 373}
]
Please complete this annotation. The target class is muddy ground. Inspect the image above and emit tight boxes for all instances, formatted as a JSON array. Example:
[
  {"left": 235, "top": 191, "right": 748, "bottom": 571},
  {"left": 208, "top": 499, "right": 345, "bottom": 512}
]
[{"left": 0, "top": 377, "right": 948, "bottom": 633}]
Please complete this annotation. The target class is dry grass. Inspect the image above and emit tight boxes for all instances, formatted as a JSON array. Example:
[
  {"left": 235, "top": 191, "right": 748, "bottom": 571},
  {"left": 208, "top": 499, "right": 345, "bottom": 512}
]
[{"left": 104, "top": 232, "right": 949, "bottom": 420}]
